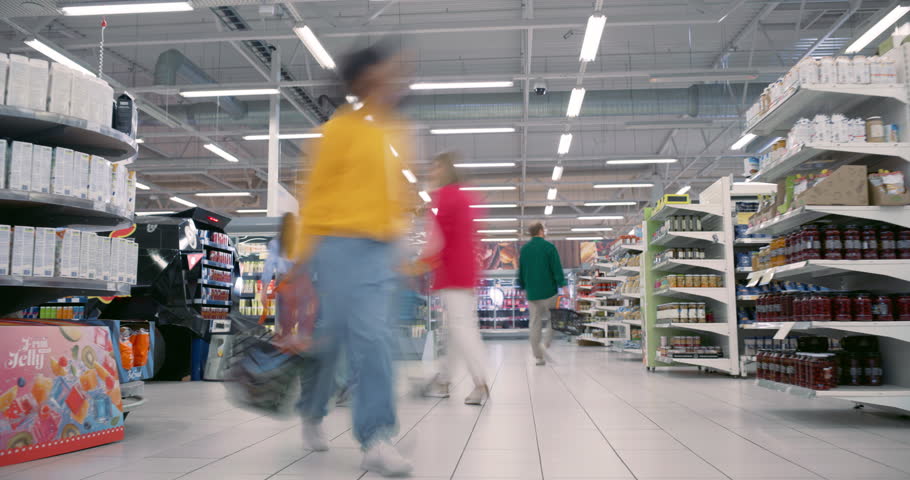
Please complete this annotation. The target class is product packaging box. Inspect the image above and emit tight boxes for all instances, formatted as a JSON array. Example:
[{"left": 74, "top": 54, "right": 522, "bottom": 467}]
[
  {"left": 794, "top": 165, "right": 869, "bottom": 207},
  {"left": 73, "top": 152, "right": 90, "bottom": 199},
  {"left": 11, "top": 226, "right": 35, "bottom": 276},
  {"left": 88, "top": 156, "right": 111, "bottom": 204},
  {"left": 52, "top": 148, "right": 74, "bottom": 196},
  {"left": 30, "top": 145, "right": 52, "bottom": 194},
  {"left": 110, "top": 238, "right": 122, "bottom": 282},
  {"left": 54, "top": 229, "right": 80, "bottom": 278},
  {"left": 127, "top": 240, "right": 138, "bottom": 284},
  {"left": 0, "top": 53, "right": 8, "bottom": 105},
  {"left": 90, "top": 233, "right": 103, "bottom": 280},
  {"left": 78, "top": 231, "right": 92, "bottom": 279},
  {"left": 111, "top": 164, "right": 128, "bottom": 212},
  {"left": 32, "top": 227, "right": 56, "bottom": 277},
  {"left": 8, "top": 142, "right": 33, "bottom": 192},
  {"left": 870, "top": 186, "right": 910, "bottom": 206},
  {"left": 27, "top": 58, "right": 49, "bottom": 112},
  {"left": 91, "top": 78, "right": 114, "bottom": 128},
  {"left": 127, "top": 171, "right": 137, "bottom": 215},
  {"left": 0, "top": 140, "right": 7, "bottom": 190},
  {"left": 5, "top": 54, "right": 30, "bottom": 109},
  {"left": 0, "top": 225, "right": 10, "bottom": 276},
  {"left": 69, "top": 72, "right": 92, "bottom": 123},
  {"left": 48, "top": 62, "right": 73, "bottom": 116},
  {"left": 99, "top": 237, "right": 112, "bottom": 281}
]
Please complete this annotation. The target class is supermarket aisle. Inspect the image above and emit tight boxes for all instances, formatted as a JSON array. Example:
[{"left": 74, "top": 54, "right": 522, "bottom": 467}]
[{"left": 2, "top": 341, "right": 910, "bottom": 480}]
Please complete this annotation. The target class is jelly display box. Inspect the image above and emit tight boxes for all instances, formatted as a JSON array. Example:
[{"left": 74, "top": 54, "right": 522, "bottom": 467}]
[{"left": 0, "top": 325, "right": 124, "bottom": 466}]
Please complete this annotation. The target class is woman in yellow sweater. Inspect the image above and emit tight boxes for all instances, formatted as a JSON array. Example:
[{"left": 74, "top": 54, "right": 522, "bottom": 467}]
[{"left": 292, "top": 43, "right": 414, "bottom": 477}]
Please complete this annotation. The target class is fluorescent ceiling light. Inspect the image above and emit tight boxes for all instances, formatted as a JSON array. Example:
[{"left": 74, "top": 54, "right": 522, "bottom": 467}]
[
  {"left": 418, "top": 191, "right": 432, "bottom": 203},
  {"left": 179, "top": 88, "right": 279, "bottom": 98},
  {"left": 676, "top": 185, "right": 692, "bottom": 195},
  {"left": 547, "top": 188, "right": 558, "bottom": 201},
  {"left": 389, "top": 145, "right": 399, "bottom": 157},
  {"left": 459, "top": 186, "right": 516, "bottom": 191},
  {"left": 410, "top": 81, "right": 514, "bottom": 90},
  {"left": 580, "top": 14, "right": 607, "bottom": 62},
  {"left": 578, "top": 215, "right": 624, "bottom": 220},
  {"left": 551, "top": 165, "right": 564, "bottom": 181},
  {"left": 454, "top": 162, "right": 516, "bottom": 168},
  {"left": 593, "top": 183, "right": 654, "bottom": 189},
  {"left": 566, "top": 237, "right": 604, "bottom": 241},
  {"left": 24, "top": 38, "right": 94, "bottom": 77},
  {"left": 649, "top": 72, "right": 759, "bottom": 83},
  {"left": 61, "top": 1, "right": 193, "bottom": 16},
  {"left": 474, "top": 218, "right": 518, "bottom": 222},
  {"left": 242, "top": 133, "right": 322, "bottom": 140},
  {"left": 477, "top": 229, "right": 518, "bottom": 234},
  {"left": 136, "top": 211, "right": 175, "bottom": 216},
  {"left": 194, "top": 192, "right": 252, "bottom": 197},
  {"left": 170, "top": 196, "right": 197, "bottom": 208},
  {"left": 846, "top": 5, "right": 910, "bottom": 53},
  {"left": 730, "top": 133, "right": 757, "bottom": 151},
  {"left": 471, "top": 204, "right": 518, "bottom": 209},
  {"left": 482, "top": 238, "right": 518, "bottom": 242},
  {"left": 401, "top": 169, "right": 417, "bottom": 184},
  {"left": 293, "top": 24, "right": 336, "bottom": 70},
  {"left": 606, "top": 158, "right": 678, "bottom": 165},
  {"left": 583, "top": 201, "right": 636, "bottom": 207},
  {"left": 135, "top": 138, "right": 145, "bottom": 144},
  {"left": 135, "top": 182, "right": 150, "bottom": 191},
  {"left": 430, "top": 128, "right": 516, "bottom": 135},
  {"left": 237, "top": 209, "right": 268, "bottom": 213},
  {"left": 557, "top": 133, "right": 573, "bottom": 155},
  {"left": 566, "top": 88, "right": 586, "bottom": 118},
  {"left": 572, "top": 227, "right": 614, "bottom": 232},
  {"left": 204, "top": 143, "right": 239, "bottom": 163},
  {"left": 545, "top": 205, "right": 554, "bottom": 216}
]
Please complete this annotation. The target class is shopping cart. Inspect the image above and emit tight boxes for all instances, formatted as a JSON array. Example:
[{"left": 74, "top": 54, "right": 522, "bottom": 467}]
[{"left": 549, "top": 308, "right": 584, "bottom": 336}]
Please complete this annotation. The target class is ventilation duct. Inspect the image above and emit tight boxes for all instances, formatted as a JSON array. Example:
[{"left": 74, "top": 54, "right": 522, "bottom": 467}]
[{"left": 154, "top": 49, "right": 247, "bottom": 119}]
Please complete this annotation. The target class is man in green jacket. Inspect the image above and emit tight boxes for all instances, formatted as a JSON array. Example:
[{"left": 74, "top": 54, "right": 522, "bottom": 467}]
[{"left": 517, "top": 222, "right": 567, "bottom": 365}]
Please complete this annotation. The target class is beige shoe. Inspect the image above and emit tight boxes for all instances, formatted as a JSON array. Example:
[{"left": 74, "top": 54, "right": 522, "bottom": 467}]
[
  {"left": 464, "top": 384, "right": 489, "bottom": 405},
  {"left": 535, "top": 358, "right": 546, "bottom": 366}
]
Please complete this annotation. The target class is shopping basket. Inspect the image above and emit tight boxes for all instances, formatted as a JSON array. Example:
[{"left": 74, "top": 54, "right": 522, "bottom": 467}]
[{"left": 549, "top": 308, "right": 584, "bottom": 336}]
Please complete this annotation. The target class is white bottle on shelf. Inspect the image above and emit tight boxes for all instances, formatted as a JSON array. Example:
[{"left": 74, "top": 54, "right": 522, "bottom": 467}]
[
  {"left": 852, "top": 55, "right": 871, "bottom": 84},
  {"left": 835, "top": 56, "right": 852, "bottom": 84}
]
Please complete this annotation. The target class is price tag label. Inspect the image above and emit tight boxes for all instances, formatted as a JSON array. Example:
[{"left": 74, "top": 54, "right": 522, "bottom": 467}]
[
  {"left": 773, "top": 322, "right": 795, "bottom": 340},
  {"left": 746, "top": 272, "right": 761, "bottom": 288},
  {"left": 759, "top": 269, "right": 775, "bottom": 286}
]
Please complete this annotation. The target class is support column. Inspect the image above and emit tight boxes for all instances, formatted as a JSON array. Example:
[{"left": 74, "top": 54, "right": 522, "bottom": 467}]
[{"left": 267, "top": 46, "right": 281, "bottom": 217}]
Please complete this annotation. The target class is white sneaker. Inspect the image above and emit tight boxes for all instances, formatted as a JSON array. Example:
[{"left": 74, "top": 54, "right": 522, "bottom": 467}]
[
  {"left": 535, "top": 358, "right": 546, "bottom": 366},
  {"left": 361, "top": 441, "right": 413, "bottom": 477},
  {"left": 421, "top": 374, "right": 450, "bottom": 398},
  {"left": 302, "top": 419, "right": 329, "bottom": 452},
  {"left": 464, "top": 384, "right": 489, "bottom": 405}
]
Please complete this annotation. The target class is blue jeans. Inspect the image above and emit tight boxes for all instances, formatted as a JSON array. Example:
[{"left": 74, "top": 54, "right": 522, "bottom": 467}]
[{"left": 297, "top": 237, "right": 398, "bottom": 448}]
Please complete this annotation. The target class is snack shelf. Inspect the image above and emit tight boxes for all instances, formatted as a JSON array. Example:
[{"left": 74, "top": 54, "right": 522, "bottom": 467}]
[
  {"left": 751, "top": 142, "right": 910, "bottom": 183},
  {"left": 755, "top": 379, "right": 910, "bottom": 411},
  {"left": 650, "top": 203, "right": 723, "bottom": 221},
  {"left": 655, "top": 322, "right": 730, "bottom": 335},
  {"left": 745, "top": 205, "right": 910, "bottom": 236},
  {"left": 0, "top": 189, "right": 133, "bottom": 231},
  {"left": 651, "top": 231, "right": 724, "bottom": 247},
  {"left": 0, "top": 105, "right": 138, "bottom": 161},
  {"left": 0, "top": 277, "right": 131, "bottom": 315},
  {"left": 744, "top": 83, "right": 908, "bottom": 136},
  {"left": 747, "top": 259, "right": 910, "bottom": 286},
  {"left": 652, "top": 258, "right": 727, "bottom": 274},
  {"left": 739, "top": 321, "right": 910, "bottom": 343},
  {"left": 653, "top": 287, "right": 729, "bottom": 303}
]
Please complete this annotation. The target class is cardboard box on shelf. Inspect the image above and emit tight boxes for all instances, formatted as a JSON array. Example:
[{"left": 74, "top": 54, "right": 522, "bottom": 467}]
[
  {"left": 0, "top": 139, "right": 7, "bottom": 190},
  {"left": 30, "top": 145, "right": 52, "bottom": 194},
  {"left": 11, "top": 226, "right": 35, "bottom": 276},
  {"left": 52, "top": 148, "right": 74, "bottom": 196},
  {"left": 78, "top": 230, "right": 92, "bottom": 279},
  {"left": 870, "top": 186, "right": 910, "bottom": 206},
  {"left": 27, "top": 58, "right": 49, "bottom": 112},
  {"left": 32, "top": 227, "right": 55, "bottom": 277},
  {"left": 5, "top": 54, "right": 30, "bottom": 109},
  {"left": 9, "top": 141, "right": 33, "bottom": 192},
  {"left": 100, "top": 237, "right": 112, "bottom": 281},
  {"left": 48, "top": 62, "right": 73, "bottom": 116},
  {"left": 0, "top": 225, "right": 10, "bottom": 276},
  {"left": 73, "top": 152, "right": 90, "bottom": 200},
  {"left": 69, "top": 72, "right": 93, "bottom": 123},
  {"left": 0, "top": 53, "right": 8, "bottom": 105},
  {"left": 54, "top": 229, "right": 80, "bottom": 278},
  {"left": 794, "top": 165, "right": 869, "bottom": 207}
]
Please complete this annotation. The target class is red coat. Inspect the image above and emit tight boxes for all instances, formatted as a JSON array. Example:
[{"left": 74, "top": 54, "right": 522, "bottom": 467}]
[{"left": 427, "top": 184, "right": 481, "bottom": 290}]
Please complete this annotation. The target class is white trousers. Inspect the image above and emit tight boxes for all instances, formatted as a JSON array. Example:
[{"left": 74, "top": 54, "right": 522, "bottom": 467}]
[{"left": 438, "top": 289, "right": 488, "bottom": 387}]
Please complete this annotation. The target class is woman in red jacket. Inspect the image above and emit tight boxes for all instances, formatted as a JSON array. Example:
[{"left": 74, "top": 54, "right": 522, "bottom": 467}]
[{"left": 421, "top": 152, "right": 489, "bottom": 405}]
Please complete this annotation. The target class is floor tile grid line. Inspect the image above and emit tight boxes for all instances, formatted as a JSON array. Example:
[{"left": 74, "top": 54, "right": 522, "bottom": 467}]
[
  {"left": 632, "top": 362, "right": 910, "bottom": 477},
  {"left": 571, "top": 362, "right": 733, "bottom": 480},
  {"left": 445, "top": 354, "right": 508, "bottom": 480},
  {"left": 524, "top": 362, "right": 548, "bottom": 480},
  {"left": 545, "top": 362, "right": 642, "bottom": 480}
]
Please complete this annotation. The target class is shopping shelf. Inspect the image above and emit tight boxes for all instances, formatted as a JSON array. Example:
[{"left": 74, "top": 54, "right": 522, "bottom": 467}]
[
  {"left": 751, "top": 142, "right": 910, "bottom": 183},
  {"left": 734, "top": 237, "right": 771, "bottom": 246},
  {"left": 0, "top": 276, "right": 131, "bottom": 315},
  {"left": 202, "top": 259, "right": 234, "bottom": 270},
  {"left": 650, "top": 203, "right": 723, "bottom": 221},
  {"left": 622, "top": 319, "right": 642, "bottom": 327},
  {"left": 747, "top": 259, "right": 910, "bottom": 286},
  {"left": 657, "top": 355, "right": 733, "bottom": 372},
  {"left": 651, "top": 231, "right": 724, "bottom": 247},
  {"left": 653, "top": 287, "right": 729, "bottom": 303},
  {"left": 651, "top": 258, "right": 726, "bottom": 274},
  {"left": 740, "top": 320, "right": 910, "bottom": 343},
  {"left": 755, "top": 379, "right": 910, "bottom": 411},
  {"left": 199, "top": 278, "right": 233, "bottom": 288},
  {"left": 745, "top": 205, "right": 910, "bottom": 237},
  {"left": 0, "top": 189, "right": 133, "bottom": 231},
  {"left": 655, "top": 322, "right": 730, "bottom": 335}
]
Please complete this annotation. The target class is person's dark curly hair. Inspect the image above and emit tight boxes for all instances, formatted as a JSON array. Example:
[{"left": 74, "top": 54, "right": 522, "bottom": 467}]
[{"left": 340, "top": 40, "right": 399, "bottom": 91}]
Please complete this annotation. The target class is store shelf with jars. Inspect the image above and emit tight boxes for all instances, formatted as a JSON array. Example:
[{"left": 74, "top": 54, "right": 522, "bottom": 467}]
[
  {"left": 476, "top": 274, "right": 529, "bottom": 334},
  {"left": 642, "top": 178, "right": 741, "bottom": 375}
]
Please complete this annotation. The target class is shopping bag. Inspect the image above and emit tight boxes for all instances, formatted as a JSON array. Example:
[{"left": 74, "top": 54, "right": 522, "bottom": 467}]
[
  {"left": 224, "top": 328, "right": 306, "bottom": 417},
  {"left": 272, "top": 266, "right": 318, "bottom": 353}
]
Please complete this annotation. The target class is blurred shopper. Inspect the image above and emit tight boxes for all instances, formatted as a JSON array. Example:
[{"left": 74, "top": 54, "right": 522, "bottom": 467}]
[
  {"left": 291, "top": 42, "right": 414, "bottom": 477},
  {"left": 517, "top": 223, "right": 566, "bottom": 366},
  {"left": 419, "top": 152, "right": 489, "bottom": 405},
  {"left": 260, "top": 213, "right": 295, "bottom": 331}
]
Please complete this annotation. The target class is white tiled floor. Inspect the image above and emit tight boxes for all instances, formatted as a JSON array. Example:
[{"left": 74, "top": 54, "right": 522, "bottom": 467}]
[{"left": 3, "top": 340, "right": 910, "bottom": 479}]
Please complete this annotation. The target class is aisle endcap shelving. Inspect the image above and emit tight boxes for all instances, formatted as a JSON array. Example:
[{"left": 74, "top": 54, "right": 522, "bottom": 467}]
[
  {"left": 751, "top": 142, "right": 910, "bottom": 183},
  {"left": 747, "top": 259, "right": 910, "bottom": 284},
  {"left": 650, "top": 203, "right": 723, "bottom": 221},
  {"left": 655, "top": 322, "right": 731, "bottom": 335},
  {"left": 740, "top": 320, "right": 910, "bottom": 343},
  {"left": 651, "top": 231, "right": 724, "bottom": 247},
  {"left": 0, "top": 276, "right": 131, "bottom": 314},
  {"left": 653, "top": 287, "right": 729, "bottom": 303},
  {"left": 755, "top": 379, "right": 910, "bottom": 411},
  {"left": 745, "top": 205, "right": 910, "bottom": 236},
  {"left": 652, "top": 258, "right": 727, "bottom": 274}
]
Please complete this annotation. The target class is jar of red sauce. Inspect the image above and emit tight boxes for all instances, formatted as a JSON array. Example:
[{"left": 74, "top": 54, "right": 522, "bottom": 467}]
[
  {"left": 833, "top": 293, "right": 852, "bottom": 321},
  {"left": 810, "top": 293, "right": 831, "bottom": 322},
  {"left": 853, "top": 293, "right": 873, "bottom": 321},
  {"left": 781, "top": 294, "right": 794, "bottom": 321},
  {"left": 864, "top": 353, "right": 883, "bottom": 386},
  {"left": 823, "top": 225, "right": 843, "bottom": 260},
  {"left": 897, "top": 295, "right": 910, "bottom": 321},
  {"left": 756, "top": 351, "right": 766, "bottom": 379},
  {"left": 873, "top": 295, "right": 894, "bottom": 321},
  {"left": 787, "top": 232, "right": 799, "bottom": 264},
  {"left": 848, "top": 353, "right": 863, "bottom": 385},
  {"left": 802, "top": 225, "right": 822, "bottom": 260},
  {"left": 862, "top": 225, "right": 879, "bottom": 259},
  {"left": 880, "top": 227, "right": 897, "bottom": 259},
  {"left": 844, "top": 225, "right": 862, "bottom": 260},
  {"left": 793, "top": 295, "right": 807, "bottom": 322},
  {"left": 899, "top": 230, "right": 910, "bottom": 259}
]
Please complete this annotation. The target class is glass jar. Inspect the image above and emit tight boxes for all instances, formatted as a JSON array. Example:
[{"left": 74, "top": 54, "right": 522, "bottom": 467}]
[
  {"left": 833, "top": 293, "right": 853, "bottom": 321},
  {"left": 792, "top": 294, "right": 805, "bottom": 322},
  {"left": 848, "top": 353, "right": 863, "bottom": 386},
  {"left": 879, "top": 227, "right": 897, "bottom": 259},
  {"left": 844, "top": 225, "right": 862, "bottom": 260},
  {"left": 756, "top": 351, "right": 767, "bottom": 380},
  {"left": 899, "top": 230, "right": 910, "bottom": 259},
  {"left": 781, "top": 294, "right": 795, "bottom": 322},
  {"left": 785, "top": 232, "right": 798, "bottom": 264},
  {"left": 897, "top": 295, "right": 910, "bottom": 321},
  {"left": 802, "top": 225, "right": 822, "bottom": 260},
  {"left": 862, "top": 225, "right": 879, "bottom": 259},
  {"left": 823, "top": 225, "right": 843, "bottom": 260},
  {"left": 853, "top": 293, "right": 873, "bottom": 321},
  {"left": 864, "top": 352, "right": 883, "bottom": 386},
  {"left": 810, "top": 293, "right": 832, "bottom": 322},
  {"left": 873, "top": 295, "right": 894, "bottom": 321},
  {"left": 867, "top": 116, "right": 886, "bottom": 142}
]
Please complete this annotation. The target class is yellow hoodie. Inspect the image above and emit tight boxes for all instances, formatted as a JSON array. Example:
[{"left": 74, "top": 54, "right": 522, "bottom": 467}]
[{"left": 292, "top": 104, "right": 414, "bottom": 261}]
